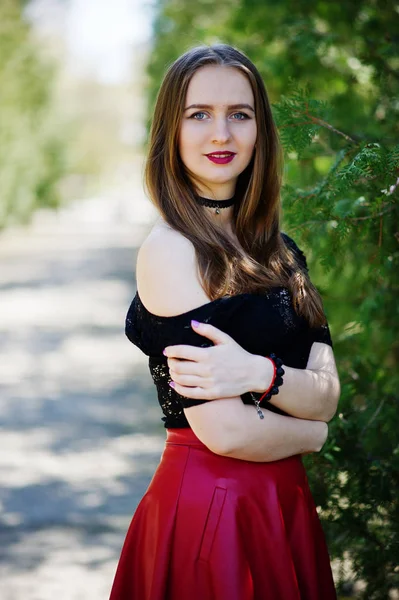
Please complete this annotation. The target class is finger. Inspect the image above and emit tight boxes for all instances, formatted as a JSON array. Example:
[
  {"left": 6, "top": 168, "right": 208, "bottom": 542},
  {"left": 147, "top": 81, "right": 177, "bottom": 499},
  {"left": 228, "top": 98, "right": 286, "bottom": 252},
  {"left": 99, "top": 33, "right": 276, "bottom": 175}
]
[
  {"left": 168, "top": 357, "right": 205, "bottom": 376},
  {"left": 163, "top": 345, "right": 209, "bottom": 361},
  {"left": 190, "top": 321, "right": 233, "bottom": 345},
  {"left": 169, "top": 381, "right": 213, "bottom": 400},
  {"left": 169, "top": 374, "right": 206, "bottom": 387}
]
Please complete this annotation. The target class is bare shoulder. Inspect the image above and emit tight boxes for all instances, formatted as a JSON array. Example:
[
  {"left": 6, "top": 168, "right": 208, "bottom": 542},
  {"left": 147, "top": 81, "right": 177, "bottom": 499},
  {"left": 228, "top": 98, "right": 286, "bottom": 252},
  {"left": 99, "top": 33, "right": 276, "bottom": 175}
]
[{"left": 136, "top": 220, "right": 210, "bottom": 316}]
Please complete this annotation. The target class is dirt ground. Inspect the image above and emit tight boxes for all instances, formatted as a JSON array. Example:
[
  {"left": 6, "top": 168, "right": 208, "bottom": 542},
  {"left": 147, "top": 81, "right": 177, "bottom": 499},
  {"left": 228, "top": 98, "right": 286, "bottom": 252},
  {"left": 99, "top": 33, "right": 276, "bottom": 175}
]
[{"left": 0, "top": 190, "right": 165, "bottom": 600}]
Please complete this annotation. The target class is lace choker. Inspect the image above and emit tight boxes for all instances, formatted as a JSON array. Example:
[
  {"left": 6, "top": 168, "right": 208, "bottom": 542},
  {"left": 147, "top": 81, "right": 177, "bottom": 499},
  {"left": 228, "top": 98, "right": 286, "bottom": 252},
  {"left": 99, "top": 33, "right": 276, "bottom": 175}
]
[{"left": 195, "top": 195, "right": 236, "bottom": 214}]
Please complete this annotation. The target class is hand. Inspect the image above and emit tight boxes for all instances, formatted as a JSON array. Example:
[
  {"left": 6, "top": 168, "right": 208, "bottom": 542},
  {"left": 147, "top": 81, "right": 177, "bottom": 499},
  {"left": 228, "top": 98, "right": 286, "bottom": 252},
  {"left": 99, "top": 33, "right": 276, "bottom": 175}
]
[
  {"left": 163, "top": 320, "right": 271, "bottom": 400},
  {"left": 300, "top": 422, "right": 328, "bottom": 456},
  {"left": 318, "top": 421, "right": 329, "bottom": 451}
]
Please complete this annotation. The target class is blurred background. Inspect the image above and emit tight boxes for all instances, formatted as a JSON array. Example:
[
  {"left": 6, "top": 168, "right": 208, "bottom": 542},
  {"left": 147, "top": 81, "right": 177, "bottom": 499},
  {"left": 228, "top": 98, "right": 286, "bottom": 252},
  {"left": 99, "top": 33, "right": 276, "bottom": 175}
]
[{"left": 0, "top": 1, "right": 398, "bottom": 599}]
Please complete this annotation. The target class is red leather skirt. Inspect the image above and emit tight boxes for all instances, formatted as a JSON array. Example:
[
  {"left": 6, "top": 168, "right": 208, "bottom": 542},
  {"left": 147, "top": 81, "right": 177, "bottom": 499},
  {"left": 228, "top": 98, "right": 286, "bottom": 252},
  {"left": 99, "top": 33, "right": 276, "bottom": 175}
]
[{"left": 110, "top": 428, "right": 336, "bottom": 600}]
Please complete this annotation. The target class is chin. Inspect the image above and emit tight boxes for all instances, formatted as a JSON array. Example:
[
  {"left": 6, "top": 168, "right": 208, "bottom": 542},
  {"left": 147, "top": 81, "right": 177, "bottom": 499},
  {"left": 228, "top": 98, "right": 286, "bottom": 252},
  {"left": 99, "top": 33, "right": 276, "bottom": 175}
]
[{"left": 201, "top": 168, "right": 240, "bottom": 182}]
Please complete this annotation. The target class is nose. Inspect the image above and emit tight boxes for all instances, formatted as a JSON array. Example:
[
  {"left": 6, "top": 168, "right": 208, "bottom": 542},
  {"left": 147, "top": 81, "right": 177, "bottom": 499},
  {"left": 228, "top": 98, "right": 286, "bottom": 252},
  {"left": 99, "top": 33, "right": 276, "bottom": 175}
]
[{"left": 212, "top": 117, "right": 232, "bottom": 144}]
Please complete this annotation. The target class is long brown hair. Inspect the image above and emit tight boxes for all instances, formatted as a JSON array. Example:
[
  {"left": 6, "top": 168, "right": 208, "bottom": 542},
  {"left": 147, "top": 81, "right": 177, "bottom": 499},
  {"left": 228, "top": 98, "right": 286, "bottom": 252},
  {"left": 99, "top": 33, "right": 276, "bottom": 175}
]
[{"left": 145, "top": 43, "right": 327, "bottom": 327}]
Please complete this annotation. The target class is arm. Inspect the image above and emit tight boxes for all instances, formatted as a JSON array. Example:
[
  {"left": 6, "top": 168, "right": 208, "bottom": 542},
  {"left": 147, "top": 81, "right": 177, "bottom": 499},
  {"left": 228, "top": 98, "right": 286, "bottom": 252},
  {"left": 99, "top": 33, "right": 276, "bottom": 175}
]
[
  {"left": 165, "top": 319, "right": 340, "bottom": 423},
  {"left": 137, "top": 228, "right": 328, "bottom": 462},
  {"left": 183, "top": 396, "right": 328, "bottom": 462},
  {"left": 250, "top": 342, "right": 341, "bottom": 423},
  {"left": 159, "top": 269, "right": 339, "bottom": 423}
]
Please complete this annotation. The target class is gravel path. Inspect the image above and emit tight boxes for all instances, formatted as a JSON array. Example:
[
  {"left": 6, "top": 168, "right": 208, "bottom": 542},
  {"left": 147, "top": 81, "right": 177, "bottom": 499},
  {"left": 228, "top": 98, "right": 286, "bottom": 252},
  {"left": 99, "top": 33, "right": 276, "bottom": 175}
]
[{"left": 0, "top": 187, "right": 164, "bottom": 599}]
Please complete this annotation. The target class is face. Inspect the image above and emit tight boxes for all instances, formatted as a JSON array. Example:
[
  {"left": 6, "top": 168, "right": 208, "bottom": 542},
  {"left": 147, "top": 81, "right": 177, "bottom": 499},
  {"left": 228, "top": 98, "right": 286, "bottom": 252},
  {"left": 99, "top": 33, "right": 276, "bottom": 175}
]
[{"left": 178, "top": 65, "right": 257, "bottom": 199}]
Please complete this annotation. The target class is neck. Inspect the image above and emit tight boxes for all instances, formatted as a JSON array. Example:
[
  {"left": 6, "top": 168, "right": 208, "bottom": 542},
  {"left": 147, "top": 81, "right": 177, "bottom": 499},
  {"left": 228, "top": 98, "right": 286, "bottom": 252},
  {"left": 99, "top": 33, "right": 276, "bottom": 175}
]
[
  {"left": 204, "top": 205, "right": 234, "bottom": 231},
  {"left": 195, "top": 184, "right": 236, "bottom": 200},
  {"left": 195, "top": 193, "right": 236, "bottom": 231}
]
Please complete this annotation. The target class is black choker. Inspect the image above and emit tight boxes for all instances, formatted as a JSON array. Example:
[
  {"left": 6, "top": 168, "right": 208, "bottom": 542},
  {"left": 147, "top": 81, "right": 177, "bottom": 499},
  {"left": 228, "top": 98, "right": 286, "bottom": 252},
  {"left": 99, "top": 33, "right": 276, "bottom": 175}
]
[{"left": 195, "top": 195, "right": 236, "bottom": 214}]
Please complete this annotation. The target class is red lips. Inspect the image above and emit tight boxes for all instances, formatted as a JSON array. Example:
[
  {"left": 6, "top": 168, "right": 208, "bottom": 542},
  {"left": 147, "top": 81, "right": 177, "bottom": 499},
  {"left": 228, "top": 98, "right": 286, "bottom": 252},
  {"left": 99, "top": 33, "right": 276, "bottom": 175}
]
[{"left": 205, "top": 151, "right": 236, "bottom": 165}]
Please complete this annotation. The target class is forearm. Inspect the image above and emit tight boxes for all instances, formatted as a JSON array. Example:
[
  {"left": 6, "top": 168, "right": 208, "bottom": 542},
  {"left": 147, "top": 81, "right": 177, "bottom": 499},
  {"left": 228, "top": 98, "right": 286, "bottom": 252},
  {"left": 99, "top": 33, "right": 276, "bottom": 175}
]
[
  {"left": 184, "top": 397, "right": 327, "bottom": 463},
  {"left": 220, "top": 404, "right": 327, "bottom": 462},
  {"left": 251, "top": 351, "right": 340, "bottom": 422}
]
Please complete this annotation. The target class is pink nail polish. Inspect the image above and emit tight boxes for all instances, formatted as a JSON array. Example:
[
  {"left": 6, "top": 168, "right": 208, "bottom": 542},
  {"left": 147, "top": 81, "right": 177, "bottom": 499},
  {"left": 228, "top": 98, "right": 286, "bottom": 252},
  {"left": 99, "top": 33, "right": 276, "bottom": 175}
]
[
  {"left": 191, "top": 320, "right": 200, "bottom": 328},
  {"left": 169, "top": 381, "right": 175, "bottom": 389}
]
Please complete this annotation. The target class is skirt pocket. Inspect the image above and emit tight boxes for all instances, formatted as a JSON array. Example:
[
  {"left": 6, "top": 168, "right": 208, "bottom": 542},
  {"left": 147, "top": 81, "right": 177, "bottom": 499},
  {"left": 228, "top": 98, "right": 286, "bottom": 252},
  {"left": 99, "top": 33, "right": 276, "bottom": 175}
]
[{"left": 198, "top": 486, "right": 227, "bottom": 563}]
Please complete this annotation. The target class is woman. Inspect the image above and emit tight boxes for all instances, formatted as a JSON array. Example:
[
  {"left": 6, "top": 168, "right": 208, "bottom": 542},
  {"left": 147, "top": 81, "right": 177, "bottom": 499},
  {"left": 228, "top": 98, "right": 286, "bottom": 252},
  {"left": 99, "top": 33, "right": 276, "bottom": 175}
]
[{"left": 110, "top": 43, "right": 340, "bottom": 599}]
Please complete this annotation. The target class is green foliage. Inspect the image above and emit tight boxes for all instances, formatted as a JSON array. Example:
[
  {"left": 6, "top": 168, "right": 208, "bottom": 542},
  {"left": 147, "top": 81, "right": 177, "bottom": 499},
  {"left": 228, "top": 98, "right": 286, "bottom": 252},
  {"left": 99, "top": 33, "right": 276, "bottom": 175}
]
[
  {"left": 274, "top": 81, "right": 331, "bottom": 156},
  {"left": 0, "top": 0, "right": 67, "bottom": 228},
  {"left": 147, "top": 0, "right": 399, "bottom": 596}
]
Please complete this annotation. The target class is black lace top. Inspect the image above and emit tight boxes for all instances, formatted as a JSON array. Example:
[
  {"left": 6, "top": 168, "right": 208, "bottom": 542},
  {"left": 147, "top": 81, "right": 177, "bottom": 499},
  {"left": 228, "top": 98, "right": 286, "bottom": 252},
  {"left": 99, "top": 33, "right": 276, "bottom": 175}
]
[{"left": 125, "top": 232, "right": 333, "bottom": 428}]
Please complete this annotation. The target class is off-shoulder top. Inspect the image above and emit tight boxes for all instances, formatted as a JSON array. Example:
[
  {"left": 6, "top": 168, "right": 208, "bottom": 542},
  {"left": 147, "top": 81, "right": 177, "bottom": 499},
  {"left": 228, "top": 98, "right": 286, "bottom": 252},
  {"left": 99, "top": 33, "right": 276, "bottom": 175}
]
[{"left": 125, "top": 232, "right": 333, "bottom": 428}]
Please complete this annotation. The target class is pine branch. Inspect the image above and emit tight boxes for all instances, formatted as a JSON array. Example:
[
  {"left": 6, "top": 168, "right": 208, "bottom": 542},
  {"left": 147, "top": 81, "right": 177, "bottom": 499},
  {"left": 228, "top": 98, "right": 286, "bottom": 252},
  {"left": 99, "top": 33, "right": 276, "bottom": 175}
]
[
  {"left": 289, "top": 204, "right": 397, "bottom": 231},
  {"left": 305, "top": 114, "right": 357, "bottom": 144},
  {"left": 350, "top": 205, "right": 396, "bottom": 222}
]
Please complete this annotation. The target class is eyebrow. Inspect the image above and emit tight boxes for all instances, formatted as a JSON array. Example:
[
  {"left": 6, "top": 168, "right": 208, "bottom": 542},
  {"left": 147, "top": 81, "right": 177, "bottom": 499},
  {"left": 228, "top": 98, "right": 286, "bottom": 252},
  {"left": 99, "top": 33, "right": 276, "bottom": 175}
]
[{"left": 184, "top": 103, "right": 255, "bottom": 113}]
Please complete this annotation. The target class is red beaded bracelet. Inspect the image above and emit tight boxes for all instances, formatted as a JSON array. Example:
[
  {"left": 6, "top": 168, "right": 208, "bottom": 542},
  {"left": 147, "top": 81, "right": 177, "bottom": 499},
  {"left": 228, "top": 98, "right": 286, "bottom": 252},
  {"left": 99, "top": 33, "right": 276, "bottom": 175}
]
[
  {"left": 258, "top": 357, "right": 277, "bottom": 404},
  {"left": 260, "top": 353, "right": 285, "bottom": 405},
  {"left": 251, "top": 353, "right": 285, "bottom": 419}
]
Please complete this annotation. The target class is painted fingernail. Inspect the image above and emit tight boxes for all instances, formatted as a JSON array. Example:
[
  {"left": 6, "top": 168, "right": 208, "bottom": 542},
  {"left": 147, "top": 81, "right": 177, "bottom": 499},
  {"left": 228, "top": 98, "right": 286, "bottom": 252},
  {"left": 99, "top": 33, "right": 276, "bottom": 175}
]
[
  {"left": 191, "top": 320, "right": 200, "bottom": 328},
  {"left": 169, "top": 381, "right": 176, "bottom": 389},
  {"left": 163, "top": 349, "right": 167, "bottom": 355}
]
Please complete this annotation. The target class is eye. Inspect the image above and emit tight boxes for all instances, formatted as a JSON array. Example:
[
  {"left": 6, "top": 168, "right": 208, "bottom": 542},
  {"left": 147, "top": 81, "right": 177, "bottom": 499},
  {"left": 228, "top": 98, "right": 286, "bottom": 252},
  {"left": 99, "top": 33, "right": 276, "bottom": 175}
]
[
  {"left": 189, "top": 111, "right": 208, "bottom": 120},
  {"left": 231, "top": 112, "right": 250, "bottom": 120}
]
